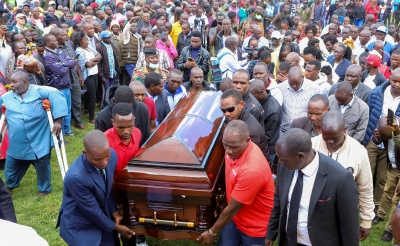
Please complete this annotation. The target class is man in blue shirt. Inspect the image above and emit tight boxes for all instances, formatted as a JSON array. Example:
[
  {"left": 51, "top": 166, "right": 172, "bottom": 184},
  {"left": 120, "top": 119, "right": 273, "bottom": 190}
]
[
  {"left": 367, "top": 26, "right": 395, "bottom": 54},
  {"left": 0, "top": 71, "right": 68, "bottom": 196}
]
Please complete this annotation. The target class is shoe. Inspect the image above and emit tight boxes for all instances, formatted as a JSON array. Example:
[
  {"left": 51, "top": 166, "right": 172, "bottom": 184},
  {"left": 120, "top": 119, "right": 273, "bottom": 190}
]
[
  {"left": 374, "top": 205, "right": 379, "bottom": 215},
  {"left": 89, "top": 120, "right": 95, "bottom": 125},
  {"left": 381, "top": 230, "right": 393, "bottom": 242},
  {"left": 64, "top": 132, "right": 74, "bottom": 136},
  {"left": 75, "top": 124, "right": 86, "bottom": 129},
  {"left": 372, "top": 216, "right": 384, "bottom": 226}
]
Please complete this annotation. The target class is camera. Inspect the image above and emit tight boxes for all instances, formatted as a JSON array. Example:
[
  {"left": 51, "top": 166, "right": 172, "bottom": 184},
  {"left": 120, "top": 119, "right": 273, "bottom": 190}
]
[
  {"left": 244, "top": 47, "right": 258, "bottom": 60},
  {"left": 194, "top": 18, "right": 206, "bottom": 27}
]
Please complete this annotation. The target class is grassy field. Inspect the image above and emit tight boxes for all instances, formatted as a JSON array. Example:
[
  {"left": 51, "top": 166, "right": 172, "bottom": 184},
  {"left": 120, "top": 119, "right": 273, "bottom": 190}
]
[{"left": 0, "top": 114, "right": 397, "bottom": 246}]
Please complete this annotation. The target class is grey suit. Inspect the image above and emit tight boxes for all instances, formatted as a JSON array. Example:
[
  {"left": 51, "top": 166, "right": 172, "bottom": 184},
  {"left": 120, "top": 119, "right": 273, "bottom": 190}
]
[
  {"left": 329, "top": 95, "right": 369, "bottom": 142},
  {"left": 329, "top": 81, "right": 372, "bottom": 104},
  {"left": 291, "top": 116, "right": 314, "bottom": 136},
  {"left": 155, "top": 90, "right": 171, "bottom": 124}
]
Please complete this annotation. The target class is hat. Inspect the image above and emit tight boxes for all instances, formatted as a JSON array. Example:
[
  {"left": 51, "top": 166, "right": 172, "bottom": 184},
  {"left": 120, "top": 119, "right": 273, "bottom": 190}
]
[
  {"left": 370, "top": 49, "right": 382, "bottom": 58},
  {"left": 22, "top": 2, "right": 30, "bottom": 7},
  {"left": 90, "top": 2, "right": 99, "bottom": 9},
  {"left": 271, "top": 30, "right": 281, "bottom": 39},
  {"left": 366, "top": 54, "right": 381, "bottom": 67},
  {"left": 110, "top": 20, "right": 120, "bottom": 28},
  {"left": 376, "top": 26, "right": 387, "bottom": 34},
  {"left": 100, "top": 31, "right": 112, "bottom": 39},
  {"left": 49, "top": 0, "right": 56, "bottom": 5},
  {"left": 144, "top": 48, "right": 159, "bottom": 56},
  {"left": 248, "top": 7, "right": 255, "bottom": 13},
  {"left": 116, "top": 1, "right": 124, "bottom": 7},
  {"left": 16, "top": 13, "right": 26, "bottom": 19},
  {"left": 232, "top": 0, "right": 237, "bottom": 3}
]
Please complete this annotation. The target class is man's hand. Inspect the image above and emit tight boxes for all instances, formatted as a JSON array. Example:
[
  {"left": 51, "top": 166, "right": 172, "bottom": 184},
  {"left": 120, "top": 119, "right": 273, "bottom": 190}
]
[
  {"left": 216, "top": 24, "right": 223, "bottom": 32},
  {"left": 276, "top": 73, "right": 288, "bottom": 82},
  {"left": 112, "top": 210, "right": 123, "bottom": 225},
  {"left": 387, "top": 117, "right": 400, "bottom": 136},
  {"left": 197, "top": 230, "right": 216, "bottom": 245},
  {"left": 115, "top": 224, "right": 134, "bottom": 239},
  {"left": 265, "top": 239, "right": 274, "bottom": 246},
  {"left": 79, "top": 77, "right": 84, "bottom": 86},
  {"left": 359, "top": 227, "right": 370, "bottom": 241},
  {"left": 52, "top": 119, "right": 62, "bottom": 136}
]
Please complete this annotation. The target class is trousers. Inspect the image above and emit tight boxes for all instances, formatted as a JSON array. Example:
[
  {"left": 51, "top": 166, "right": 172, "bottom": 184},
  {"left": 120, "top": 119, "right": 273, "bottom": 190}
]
[{"left": 365, "top": 141, "right": 388, "bottom": 204}]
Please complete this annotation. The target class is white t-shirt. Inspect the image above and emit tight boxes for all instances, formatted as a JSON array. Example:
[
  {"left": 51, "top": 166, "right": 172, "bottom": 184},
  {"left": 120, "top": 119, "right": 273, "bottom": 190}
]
[
  {"left": 82, "top": 48, "right": 98, "bottom": 76},
  {"left": 364, "top": 74, "right": 376, "bottom": 89},
  {"left": 0, "top": 219, "right": 49, "bottom": 246}
]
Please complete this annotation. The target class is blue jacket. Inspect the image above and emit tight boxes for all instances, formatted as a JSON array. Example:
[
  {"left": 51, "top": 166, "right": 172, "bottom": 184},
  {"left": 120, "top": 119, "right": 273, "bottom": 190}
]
[
  {"left": 56, "top": 150, "right": 118, "bottom": 246},
  {"left": 42, "top": 48, "right": 75, "bottom": 89},
  {"left": 367, "top": 41, "right": 395, "bottom": 54},
  {"left": 362, "top": 81, "right": 400, "bottom": 145},
  {"left": 327, "top": 57, "right": 352, "bottom": 82}
]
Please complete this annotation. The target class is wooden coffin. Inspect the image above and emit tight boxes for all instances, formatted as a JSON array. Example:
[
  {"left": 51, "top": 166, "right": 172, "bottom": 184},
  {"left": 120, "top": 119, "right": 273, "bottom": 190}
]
[{"left": 115, "top": 91, "right": 226, "bottom": 241}]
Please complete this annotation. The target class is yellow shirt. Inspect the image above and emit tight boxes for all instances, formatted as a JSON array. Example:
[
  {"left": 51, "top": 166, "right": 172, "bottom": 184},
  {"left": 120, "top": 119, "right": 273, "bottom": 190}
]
[{"left": 170, "top": 22, "right": 182, "bottom": 48}]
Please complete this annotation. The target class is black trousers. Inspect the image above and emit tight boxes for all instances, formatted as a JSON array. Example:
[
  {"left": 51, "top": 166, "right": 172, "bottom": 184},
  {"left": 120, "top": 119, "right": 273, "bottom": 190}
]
[
  {"left": 0, "top": 177, "right": 16, "bottom": 223},
  {"left": 84, "top": 74, "right": 98, "bottom": 121}
]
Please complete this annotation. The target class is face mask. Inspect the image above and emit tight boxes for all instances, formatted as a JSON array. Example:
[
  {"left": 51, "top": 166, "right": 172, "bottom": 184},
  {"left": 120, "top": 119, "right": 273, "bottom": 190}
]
[{"left": 148, "top": 62, "right": 159, "bottom": 70}]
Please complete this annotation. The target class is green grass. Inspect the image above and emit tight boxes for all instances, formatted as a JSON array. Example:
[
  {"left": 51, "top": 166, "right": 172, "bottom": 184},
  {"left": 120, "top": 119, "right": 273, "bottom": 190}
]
[{"left": 0, "top": 113, "right": 396, "bottom": 245}]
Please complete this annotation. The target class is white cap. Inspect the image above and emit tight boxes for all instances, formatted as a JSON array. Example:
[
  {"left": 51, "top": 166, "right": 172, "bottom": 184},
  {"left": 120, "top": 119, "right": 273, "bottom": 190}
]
[
  {"left": 271, "top": 31, "right": 281, "bottom": 39},
  {"left": 49, "top": 0, "right": 56, "bottom": 5}
]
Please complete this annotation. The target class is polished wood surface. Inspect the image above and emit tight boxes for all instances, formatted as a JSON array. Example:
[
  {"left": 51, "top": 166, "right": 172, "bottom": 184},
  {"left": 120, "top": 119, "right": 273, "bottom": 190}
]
[{"left": 115, "top": 91, "right": 227, "bottom": 241}]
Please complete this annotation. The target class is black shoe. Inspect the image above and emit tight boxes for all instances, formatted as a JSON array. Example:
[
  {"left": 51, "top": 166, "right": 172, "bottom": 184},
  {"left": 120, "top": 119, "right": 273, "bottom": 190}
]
[
  {"left": 374, "top": 205, "right": 379, "bottom": 215},
  {"left": 0, "top": 159, "right": 5, "bottom": 171},
  {"left": 381, "top": 230, "right": 393, "bottom": 242},
  {"left": 372, "top": 216, "right": 384, "bottom": 225}
]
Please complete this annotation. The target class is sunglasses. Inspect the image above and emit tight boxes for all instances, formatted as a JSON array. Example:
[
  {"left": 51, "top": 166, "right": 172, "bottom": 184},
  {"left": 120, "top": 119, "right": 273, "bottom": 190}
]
[{"left": 220, "top": 105, "right": 237, "bottom": 113}]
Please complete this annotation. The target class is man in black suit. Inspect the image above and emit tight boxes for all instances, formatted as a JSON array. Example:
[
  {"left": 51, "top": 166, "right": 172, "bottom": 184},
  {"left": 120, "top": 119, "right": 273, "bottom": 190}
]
[
  {"left": 266, "top": 128, "right": 359, "bottom": 246},
  {"left": 329, "top": 64, "right": 372, "bottom": 104},
  {"left": 291, "top": 94, "right": 330, "bottom": 137}
]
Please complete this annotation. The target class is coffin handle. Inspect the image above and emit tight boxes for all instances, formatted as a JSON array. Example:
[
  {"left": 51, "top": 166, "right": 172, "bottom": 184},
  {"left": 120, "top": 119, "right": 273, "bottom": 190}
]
[{"left": 139, "top": 215, "right": 195, "bottom": 228}]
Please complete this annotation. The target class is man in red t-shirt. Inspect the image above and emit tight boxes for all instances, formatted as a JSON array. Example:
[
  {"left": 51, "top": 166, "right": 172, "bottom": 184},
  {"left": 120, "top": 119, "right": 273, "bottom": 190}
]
[
  {"left": 129, "top": 81, "right": 157, "bottom": 133},
  {"left": 198, "top": 120, "right": 275, "bottom": 245},
  {"left": 104, "top": 103, "right": 141, "bottom": 180}
]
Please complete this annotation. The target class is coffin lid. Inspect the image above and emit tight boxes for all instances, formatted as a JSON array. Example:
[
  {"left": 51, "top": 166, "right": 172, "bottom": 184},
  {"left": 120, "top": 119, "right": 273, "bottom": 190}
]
[{"left": 130, "top": 91, "right": 224, "bottom": 170}]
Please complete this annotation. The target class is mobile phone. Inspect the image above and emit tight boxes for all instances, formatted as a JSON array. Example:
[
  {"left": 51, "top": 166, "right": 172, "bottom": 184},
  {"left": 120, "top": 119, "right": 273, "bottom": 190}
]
[
  {"left": 6, "top": 25, "right": 14, "bottom": 31},
  {"left": 388, "top": 108, "right": 395, "bottom": 126},
  {"left": 187, "top": 57, "right": 194, "bottom": 62}
]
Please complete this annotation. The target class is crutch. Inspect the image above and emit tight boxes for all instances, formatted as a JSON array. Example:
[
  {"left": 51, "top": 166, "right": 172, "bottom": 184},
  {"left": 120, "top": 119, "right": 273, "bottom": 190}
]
[
  {"left": 42, "top": 99, "right": 68, "bottom": 180},
  {"left": 0, "top": 105, "right": 7, "bottom": 142}
]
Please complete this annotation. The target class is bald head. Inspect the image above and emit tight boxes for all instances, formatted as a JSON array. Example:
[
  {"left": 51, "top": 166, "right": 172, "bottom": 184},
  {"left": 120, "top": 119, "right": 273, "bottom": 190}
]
[
  {"left": 220, "top": 77, "right": 232, "bottom": 92},
  {"left": 249, "top": 79, "right": 265, "bottom": 91},
  {"left": 190, "top": 66, "right": 203, "bottom": 75},
  {"left": 336, "top": 81, "right": 353, "bottom": 94},
  {"left": 374, "top": 40, "right": 384, "bottom": 50},
  {"left": 360, "top": 30, "right": 371, "bottom": 37},
  {"left": 11, "top": 70, "right": 29, "bottom": 82},
  {"left": 286, "top": 52, "right": 300, "bottom": 67},
  {"left": 224, "top": 120, "right": 250, "bottom": 141},
  {"left": 346, "top": 64, "right": 362, "bottom": 75},
  {"left": 288, "top": 66, "right": 303, "bottom": 79},
  {"left": 83, "top": 130, "right": 110, "bottom": 152},
  {"left": 276, "top": 128, "right": 313, "bottom": 156},
  {"left": 129, "top": 80, "right": 146, "bottom": 91},
  {"left": 129, "top": 80, "right": 146, "bottom": 102},
  {"left": 225, "top": 36, "right": 238, "bottom": 51},
  {"left": 321, "top": 111, "right": 346, "bottom": 131}
]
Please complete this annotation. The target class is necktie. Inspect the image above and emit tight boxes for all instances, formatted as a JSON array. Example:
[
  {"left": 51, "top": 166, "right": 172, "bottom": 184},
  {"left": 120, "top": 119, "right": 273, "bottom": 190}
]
[
  {"left": 99, "top": 169, "right": 106, "bottom": 183},
  {"left": 287, "top": 170, "right": 304, "bottom": 245}
]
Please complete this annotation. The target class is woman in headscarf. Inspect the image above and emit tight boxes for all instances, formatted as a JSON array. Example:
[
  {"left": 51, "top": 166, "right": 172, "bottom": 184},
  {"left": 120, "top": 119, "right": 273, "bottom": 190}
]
[
  {"left": 15, "top": 53, "right": 46, "bottom": 85},
  {"left": 108, "top": 19, "right": 122, "bottom": 48}
]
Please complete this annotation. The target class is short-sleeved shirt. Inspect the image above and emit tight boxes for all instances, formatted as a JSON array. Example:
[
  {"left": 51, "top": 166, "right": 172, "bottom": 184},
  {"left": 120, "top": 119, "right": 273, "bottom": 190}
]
[
  {"left": 225, "top": 141, "right": 275, "bottom": 237},
  {"left": 104, "top": 126, "right": 141, "bottom": 179},
  {"left": 143, "top": 97, "right": 157, "bottom": 121}
]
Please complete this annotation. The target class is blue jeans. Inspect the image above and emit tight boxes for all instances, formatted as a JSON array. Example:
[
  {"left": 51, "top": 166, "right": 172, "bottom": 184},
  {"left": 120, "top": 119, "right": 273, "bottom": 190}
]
[
  {"left": 125, "top": 63, "right": 136, "bottom": 79},
  {"left": 5, "top": 153, "right": 52, "bottom": 193},
  {"left": 354, "top": 19, "right": 364, "bottom": 26},
  {"left": 217, "top": 221, "right": 265, "bottom": 246},
  {"left": 60, "top": 88, "right": 72, "bottom": 135},
  {"left": 102, "top": 77, "right": 116, "bottom": 108}
]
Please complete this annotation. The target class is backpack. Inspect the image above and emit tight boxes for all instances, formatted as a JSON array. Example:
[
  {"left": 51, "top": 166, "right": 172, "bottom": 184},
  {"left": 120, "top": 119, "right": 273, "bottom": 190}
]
[{"left": 210, "top": 51, "right": 230, "bottom": 85}]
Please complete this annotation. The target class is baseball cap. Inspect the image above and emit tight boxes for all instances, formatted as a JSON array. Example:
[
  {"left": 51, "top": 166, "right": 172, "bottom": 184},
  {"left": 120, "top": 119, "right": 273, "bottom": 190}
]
[
  {"left": 22, "top": 2, "right": 30, "bottom": 7},
  {"left": 16, "top": 13, "right": 26, "bottom": 19},
  {"left": 99, "top": 31, "right": 112, "bottom": 39},
  {"left": 49, "top": 1, "right": 56, "bottom": 5},
  {"left": 271, "top": 31, "right": 281, "bottom": 39},
  {"left": 376, "top": 26, "right": 387, "bottom": 34},
  {"left": 366, "top": 54, "right": 381, "bottom": 67}
]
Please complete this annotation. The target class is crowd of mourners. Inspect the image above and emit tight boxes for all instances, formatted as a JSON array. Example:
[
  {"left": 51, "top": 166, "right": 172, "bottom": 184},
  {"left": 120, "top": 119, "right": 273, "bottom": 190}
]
[{"left": 2, "top": 0, "right": 400, "bottom": 245}]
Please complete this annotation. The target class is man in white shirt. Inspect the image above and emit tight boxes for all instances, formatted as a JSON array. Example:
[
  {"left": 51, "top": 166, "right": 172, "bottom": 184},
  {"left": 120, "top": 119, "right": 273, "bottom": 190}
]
[
  {"left": 218, "top": 36, "right": 248, "bottom": 78},
  {"left": 279, "top": 67, "right": 320, "bottom": 134},
  {"left": 305, "top": 60, "right": 331, "bottom": 96},
  {"left": 188, "top": 6, "right": 208, "bottom": 31},
  {"left": 311, "top": 111, "right": 374, "bottom": 241},
  {"left": 241, "top": 25, "right": 269, "bottom": 50}
]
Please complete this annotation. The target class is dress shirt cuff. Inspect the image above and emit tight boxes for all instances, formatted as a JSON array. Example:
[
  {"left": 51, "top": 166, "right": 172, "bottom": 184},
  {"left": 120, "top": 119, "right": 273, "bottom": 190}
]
[{"left": 360, "top": 220, "right": 372, "bottom": 228}]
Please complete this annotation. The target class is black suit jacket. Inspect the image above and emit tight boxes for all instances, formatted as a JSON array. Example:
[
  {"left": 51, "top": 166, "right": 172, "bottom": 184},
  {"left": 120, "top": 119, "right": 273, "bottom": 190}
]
[
  {"left": 0, "top": 178, "right": 16, "bottom": 223},
  {"left": 329, "top": 81, "right": 372, "bottom": 104},
  {"left": 291, "top": 116, "right": 313, "bottom": 136},
  {"left": 266, "top": 152, "right": 359, "bottom": 246}
]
